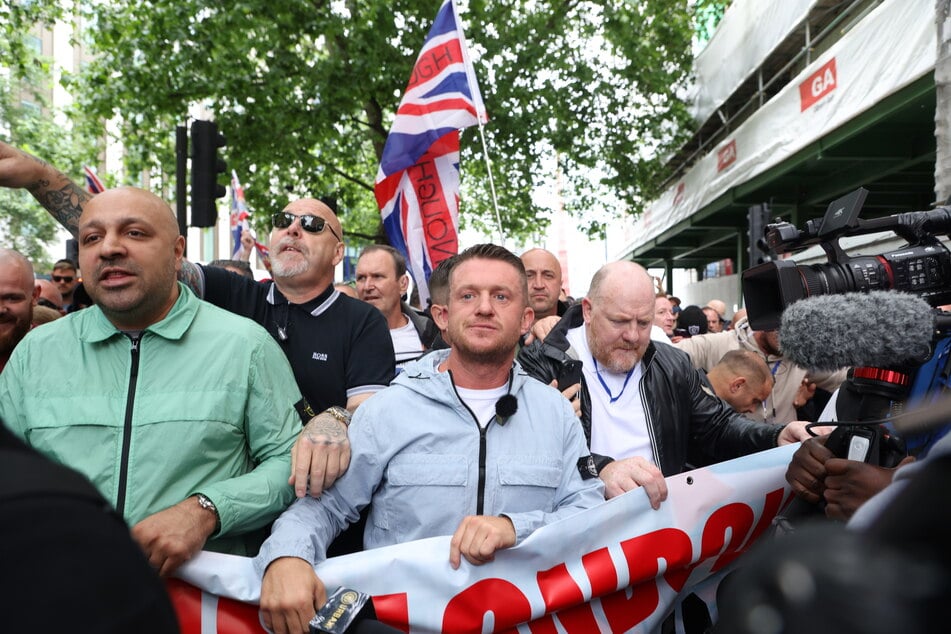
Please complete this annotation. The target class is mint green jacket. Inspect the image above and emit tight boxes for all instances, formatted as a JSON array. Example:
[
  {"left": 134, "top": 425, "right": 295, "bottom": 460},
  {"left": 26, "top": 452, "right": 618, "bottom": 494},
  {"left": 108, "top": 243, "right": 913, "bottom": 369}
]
[{"left": 0, "top": 284, "right": 300, "bottom": 556}]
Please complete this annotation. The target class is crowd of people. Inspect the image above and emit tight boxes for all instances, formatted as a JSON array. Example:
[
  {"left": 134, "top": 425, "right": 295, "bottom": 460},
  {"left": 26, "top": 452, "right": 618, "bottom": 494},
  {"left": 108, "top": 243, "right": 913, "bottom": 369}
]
[{"left": 0, "top": 138, "right": 947, "bottom": 633}]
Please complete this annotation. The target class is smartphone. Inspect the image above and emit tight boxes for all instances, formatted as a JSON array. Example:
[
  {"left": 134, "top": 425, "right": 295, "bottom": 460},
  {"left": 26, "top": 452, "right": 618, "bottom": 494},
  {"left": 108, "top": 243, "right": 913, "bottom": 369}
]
[{"left": 557, "top": 359, "right": 583, "bottom": 392}]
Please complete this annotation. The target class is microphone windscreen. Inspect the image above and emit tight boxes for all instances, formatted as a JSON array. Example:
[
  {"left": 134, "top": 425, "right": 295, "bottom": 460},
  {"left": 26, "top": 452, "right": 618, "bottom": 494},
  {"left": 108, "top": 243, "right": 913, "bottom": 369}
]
[
  {"left": 495, "top": 394, "right": 518, "bottom": 421},
  {"left": 779, "top": 291, "right": 934, "bottom": 371}
]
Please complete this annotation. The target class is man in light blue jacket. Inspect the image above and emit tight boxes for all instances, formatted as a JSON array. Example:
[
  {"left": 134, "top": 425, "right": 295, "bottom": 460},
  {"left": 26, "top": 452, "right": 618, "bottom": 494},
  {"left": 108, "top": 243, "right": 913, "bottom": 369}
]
[{"left": 256, "top": 244, "right": 605, "bottom": 634}]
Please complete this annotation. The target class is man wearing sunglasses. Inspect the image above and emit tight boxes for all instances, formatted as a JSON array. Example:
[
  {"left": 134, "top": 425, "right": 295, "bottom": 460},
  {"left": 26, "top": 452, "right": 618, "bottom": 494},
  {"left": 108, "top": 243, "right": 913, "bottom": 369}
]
[
  {"left": 0, "top": 141, "right": 394, "bottom": 505},
  {"left": 50, "top": 258, "right": 79, "bottom": 310},
  {"left": 35, "top": 278, "right": 65, "bottom": 314}
]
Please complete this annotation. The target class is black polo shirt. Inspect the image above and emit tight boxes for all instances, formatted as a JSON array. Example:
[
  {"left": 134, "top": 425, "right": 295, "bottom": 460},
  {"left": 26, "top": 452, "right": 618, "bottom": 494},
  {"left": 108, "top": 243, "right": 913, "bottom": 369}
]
[{"left": 200, "top": 265, "right": 395, "bottom": 412}]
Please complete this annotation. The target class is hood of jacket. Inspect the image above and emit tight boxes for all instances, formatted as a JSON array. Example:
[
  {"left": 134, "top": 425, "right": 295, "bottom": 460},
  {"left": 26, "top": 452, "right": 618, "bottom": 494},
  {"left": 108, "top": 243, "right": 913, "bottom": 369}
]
[{"left": 394, "top": 348, "right": 533, "bottom": 406}]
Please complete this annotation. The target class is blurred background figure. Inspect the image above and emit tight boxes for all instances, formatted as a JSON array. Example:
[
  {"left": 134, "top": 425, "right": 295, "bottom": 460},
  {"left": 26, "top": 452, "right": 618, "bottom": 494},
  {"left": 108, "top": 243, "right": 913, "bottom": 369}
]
[
  {"left": 207, "top": 259, "right": 255, "bottom": 280},
  {"left": 50, "top": 258, "right": 80, "bottom": 311},
  {"left": 654, "top": 294, "right": 676, "bottom": 341},
  {"left": 671, "top": 304, "right": 708, "bottom": 343},
  {"left": 703, "top": 305, "right": 724, "bottom": 333}
]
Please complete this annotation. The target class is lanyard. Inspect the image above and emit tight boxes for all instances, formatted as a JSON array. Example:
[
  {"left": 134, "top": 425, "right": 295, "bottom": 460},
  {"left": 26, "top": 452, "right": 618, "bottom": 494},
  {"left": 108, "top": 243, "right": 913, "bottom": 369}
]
[
  {"left": 592, "top": 358, "right": 636, "bottom": 403},
  {"left": 762, "top": 360, "right": 781, "bottom": 421}
]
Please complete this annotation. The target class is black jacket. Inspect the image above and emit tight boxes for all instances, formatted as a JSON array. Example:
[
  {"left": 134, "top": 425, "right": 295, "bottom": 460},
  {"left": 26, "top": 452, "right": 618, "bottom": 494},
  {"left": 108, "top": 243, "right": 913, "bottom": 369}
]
[
  {"left": 517, "top": 304, "right": 784, "bottom": 476},
  {"left": 403, "top": 301, "right": 447, "bottom": 350}
]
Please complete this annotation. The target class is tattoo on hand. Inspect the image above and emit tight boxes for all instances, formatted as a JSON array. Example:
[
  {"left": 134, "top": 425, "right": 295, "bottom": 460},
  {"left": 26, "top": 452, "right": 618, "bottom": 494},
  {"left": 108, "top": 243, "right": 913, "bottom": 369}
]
[{"left": 303, "top": 416, "right": 347, "bottom": 444}]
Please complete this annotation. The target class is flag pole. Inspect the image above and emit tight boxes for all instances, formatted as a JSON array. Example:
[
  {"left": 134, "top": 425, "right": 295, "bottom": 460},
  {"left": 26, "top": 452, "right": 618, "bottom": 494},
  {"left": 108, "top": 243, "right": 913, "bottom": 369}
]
[
  {"left": 476, "top": 123, "right": 505, "bottom": 245},
  {"left": 451, "top": 0, "right": 505, "bottom": 246}
]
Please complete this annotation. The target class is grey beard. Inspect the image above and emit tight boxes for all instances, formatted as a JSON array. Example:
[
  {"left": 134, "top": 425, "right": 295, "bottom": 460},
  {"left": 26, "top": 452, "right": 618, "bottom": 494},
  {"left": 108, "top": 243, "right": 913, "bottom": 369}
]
[{"left": 270, "top": 254, "right": 310, "bottom": 278}]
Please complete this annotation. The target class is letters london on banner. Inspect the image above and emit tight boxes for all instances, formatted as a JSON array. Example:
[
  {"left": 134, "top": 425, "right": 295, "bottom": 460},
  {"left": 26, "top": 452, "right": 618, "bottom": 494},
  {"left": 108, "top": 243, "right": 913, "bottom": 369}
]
[
  {"left": 172, "top": 445, "right": 798, "bottom": 633},
  {"left": 374, "top": 0, "right": 488, "bottom": 307}
]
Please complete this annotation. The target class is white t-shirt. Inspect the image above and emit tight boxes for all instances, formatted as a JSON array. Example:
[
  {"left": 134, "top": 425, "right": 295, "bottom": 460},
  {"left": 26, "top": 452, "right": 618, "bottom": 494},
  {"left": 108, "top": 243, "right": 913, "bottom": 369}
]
[
  {"left": 566, "top": 324, "right": 654, "bottom": 463},
  {"left": 391, "top": 317, "right": 425, "bottom": 372},
  {"left": 650, "top": 324, "right": 671, "bottom": 343},
  {"left": 455, "top": 384, "right": 509, "bottom": 429}
]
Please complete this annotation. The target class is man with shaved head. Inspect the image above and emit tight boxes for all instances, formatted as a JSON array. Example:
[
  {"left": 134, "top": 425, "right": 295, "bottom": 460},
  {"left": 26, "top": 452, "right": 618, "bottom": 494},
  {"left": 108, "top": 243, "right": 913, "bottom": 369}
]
[
  {"left": 519, "top": 260, "right": 816, "bottom": 507},
  {"left": 706, "top": 349, "right": 775, "bottom": 415},
  {"left": 0, "top": 141, "right": 394, "bottom": 506},
  {"left": 0, "top": 186, "right": 303, "bottom": 575},
  {"left": 0, "top": 249, "right": 39, "bottom": 371},
  {"left": 520, "top": 248, "right": 567, "bottom": 324},
  {"left": 34, "top": 278, "right": 64, "bottom": 313}
]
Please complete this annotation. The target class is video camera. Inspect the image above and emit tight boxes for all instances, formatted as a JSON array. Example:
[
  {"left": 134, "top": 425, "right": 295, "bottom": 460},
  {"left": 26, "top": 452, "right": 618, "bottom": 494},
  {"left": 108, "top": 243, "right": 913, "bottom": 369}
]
[
  {"left": 742, "top": 187, "right": 951, "bottom": 332},
  {"left": 741, "top": 188, "right": 951, "bottom": 466}
]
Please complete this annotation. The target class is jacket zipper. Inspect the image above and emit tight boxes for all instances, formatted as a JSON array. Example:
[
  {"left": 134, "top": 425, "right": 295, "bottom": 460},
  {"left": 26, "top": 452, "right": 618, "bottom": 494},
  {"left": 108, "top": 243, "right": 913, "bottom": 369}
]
[
  {"left": 448, "top": 371, "right": 490, "bottom": 515},
  {"left": 114, "top": 334, "right": 141, "bottom": 517},
  {"left": 476, "top": 425, "right": 488, "bottom": 515},
  {"left": 640, "top": 352, "right": 660, "bottom": 467}
]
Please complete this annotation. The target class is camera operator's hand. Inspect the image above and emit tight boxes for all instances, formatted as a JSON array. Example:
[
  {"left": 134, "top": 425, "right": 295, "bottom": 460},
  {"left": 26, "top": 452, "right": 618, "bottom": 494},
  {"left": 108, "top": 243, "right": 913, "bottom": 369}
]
[
  {"left": 785, "top": 435, "right": 834, "bottom": 505},
  {"left": 823, "top": 455, "right": 915, "bottom": 521}
]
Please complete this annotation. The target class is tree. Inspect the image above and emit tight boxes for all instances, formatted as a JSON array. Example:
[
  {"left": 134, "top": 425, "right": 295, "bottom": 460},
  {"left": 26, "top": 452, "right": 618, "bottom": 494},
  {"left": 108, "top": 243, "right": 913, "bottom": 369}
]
[
  {"left": 18, "top": 0, "right": 727, "bottom": 243},
  {"left": 0, "top": 2, "right": 101, "bottom": 268}
]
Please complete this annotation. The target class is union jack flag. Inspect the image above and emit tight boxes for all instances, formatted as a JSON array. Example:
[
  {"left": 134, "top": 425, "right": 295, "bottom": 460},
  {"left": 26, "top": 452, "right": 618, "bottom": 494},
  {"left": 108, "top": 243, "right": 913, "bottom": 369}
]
[
  {"left": 253, "top": 239, "right": 271, "bottom": 272},
  {"left": 374, "top": 0, "right": 487, "bottom": 307},
  {"left": 229, "top": 171, "right": 251, "bottom": 259},
  {"left": 83, "top": 165, "right": 105, "bottom": 194}
]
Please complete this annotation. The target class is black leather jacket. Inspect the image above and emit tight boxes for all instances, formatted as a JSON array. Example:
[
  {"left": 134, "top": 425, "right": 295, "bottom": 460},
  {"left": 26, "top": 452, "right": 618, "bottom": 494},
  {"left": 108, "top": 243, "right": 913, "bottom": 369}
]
[
  {"left": 402, "top": 302, "right": 447, "bottom": 350},
  {"left": 517, "top": 304, "right": 784, "bottom": 476}
]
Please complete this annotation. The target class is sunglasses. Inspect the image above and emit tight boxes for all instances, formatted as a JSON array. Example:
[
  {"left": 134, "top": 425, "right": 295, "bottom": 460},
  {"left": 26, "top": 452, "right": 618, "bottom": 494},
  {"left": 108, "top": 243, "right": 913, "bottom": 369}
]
[
  {"left": 37, "top": 298, "right": 62, "bottom": 311},
  {"left": 51, "top": 275, "right": 74, "bottom": 283},
  {"left": 271, "top": 212, "right": 341, "bottom": 241}
]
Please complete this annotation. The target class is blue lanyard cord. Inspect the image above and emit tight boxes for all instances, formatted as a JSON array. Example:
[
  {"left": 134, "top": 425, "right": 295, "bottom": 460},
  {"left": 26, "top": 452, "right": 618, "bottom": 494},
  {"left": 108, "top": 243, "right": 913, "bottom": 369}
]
[{"left": 592, "top": 358, "right": 636, "bottom": 403}]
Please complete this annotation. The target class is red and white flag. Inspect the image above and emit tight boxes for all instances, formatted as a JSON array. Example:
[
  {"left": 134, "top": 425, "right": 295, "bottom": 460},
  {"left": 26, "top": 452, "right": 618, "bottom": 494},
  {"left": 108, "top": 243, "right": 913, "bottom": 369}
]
[{"left": 83, "top": 165, "right": 106, "bottom": 194}]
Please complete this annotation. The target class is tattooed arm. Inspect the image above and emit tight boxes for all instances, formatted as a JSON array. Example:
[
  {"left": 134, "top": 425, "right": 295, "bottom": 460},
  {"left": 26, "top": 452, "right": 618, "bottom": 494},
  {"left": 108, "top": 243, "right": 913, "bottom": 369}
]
[
  {"left": 0, "top": 141, "right": 207, "bottom": 296},
  {"left": 0, "top": 141, "right": 90, "bottom": 236}
]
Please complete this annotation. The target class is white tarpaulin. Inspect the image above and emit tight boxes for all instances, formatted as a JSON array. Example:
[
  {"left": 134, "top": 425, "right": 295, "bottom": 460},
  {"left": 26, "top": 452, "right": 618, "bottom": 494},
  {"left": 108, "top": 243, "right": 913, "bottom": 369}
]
[
  {"left": 170, "top": 445, "right": 797, "bottom": 633},
  {"left": 619, "top": 0, "right": 935, "bottom": 258},
  {"left": 691, "top": 0, "right": 818, "bottom": 124}
]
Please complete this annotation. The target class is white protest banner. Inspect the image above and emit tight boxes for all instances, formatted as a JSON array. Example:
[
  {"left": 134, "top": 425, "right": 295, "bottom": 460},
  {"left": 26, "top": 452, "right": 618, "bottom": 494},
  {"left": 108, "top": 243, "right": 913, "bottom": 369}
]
[{"left": 171, "top": 444, "right": 797, "bottom": 633}]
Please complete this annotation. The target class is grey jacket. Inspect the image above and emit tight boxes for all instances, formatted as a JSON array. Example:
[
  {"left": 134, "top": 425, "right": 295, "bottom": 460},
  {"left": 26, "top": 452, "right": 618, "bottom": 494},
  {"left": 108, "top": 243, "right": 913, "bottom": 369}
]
[{"left": 254, "top": 349, "right": 604, "bottom": 572}]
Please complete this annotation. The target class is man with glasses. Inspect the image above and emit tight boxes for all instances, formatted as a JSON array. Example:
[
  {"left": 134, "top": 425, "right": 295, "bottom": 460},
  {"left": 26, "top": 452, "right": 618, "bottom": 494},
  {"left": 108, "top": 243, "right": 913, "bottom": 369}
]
[
  {"left": 0, "top": 142, "right": 393, "bottom": 503},
  {"left": 35, "top": 278, "right": 65, "bottom": 313},
  {"left": 50, "top": 258, "right": 79, "bottom": 310}
]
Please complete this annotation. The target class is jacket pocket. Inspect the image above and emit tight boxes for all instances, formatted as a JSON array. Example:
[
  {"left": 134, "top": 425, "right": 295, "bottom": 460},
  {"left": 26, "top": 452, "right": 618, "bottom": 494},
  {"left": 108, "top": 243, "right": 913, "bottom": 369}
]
[
  {"left": 373, "top": 454, "right": 468, "bottom": 537},
  {"left": 496, "top": 458, "right": 562, "bottom": 513}
]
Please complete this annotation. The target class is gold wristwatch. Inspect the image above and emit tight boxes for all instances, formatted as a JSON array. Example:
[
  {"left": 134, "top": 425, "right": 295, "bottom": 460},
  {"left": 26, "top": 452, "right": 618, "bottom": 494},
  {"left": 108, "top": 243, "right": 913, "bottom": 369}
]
[{"left": 324, "top": 406, "right": 352, "bottom": 427}]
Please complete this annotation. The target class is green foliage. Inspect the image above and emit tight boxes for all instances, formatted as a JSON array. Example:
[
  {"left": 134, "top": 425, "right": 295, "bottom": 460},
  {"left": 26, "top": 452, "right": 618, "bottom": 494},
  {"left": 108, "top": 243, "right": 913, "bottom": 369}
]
[
  {"left": 9, "top": 0, "right": 729, "bottom": 244},
  {"left": 0, "top": 3, "right": 101, "bottom": 267}
]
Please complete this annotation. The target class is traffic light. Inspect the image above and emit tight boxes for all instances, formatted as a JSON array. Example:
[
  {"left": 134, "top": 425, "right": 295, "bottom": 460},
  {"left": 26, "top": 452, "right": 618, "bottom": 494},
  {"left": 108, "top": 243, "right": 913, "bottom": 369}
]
[
  {"left": 747, "top": 203, "right": 773, "bottom": 266},
  {"left": 190, "top": 120, "right": 227, "bottom": 227}
]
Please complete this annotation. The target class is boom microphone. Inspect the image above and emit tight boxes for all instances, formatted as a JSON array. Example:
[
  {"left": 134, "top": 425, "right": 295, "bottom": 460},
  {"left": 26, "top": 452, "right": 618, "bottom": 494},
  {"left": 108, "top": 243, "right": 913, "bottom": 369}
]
[{"left": 779, "top": 291, "right": 935, "bottom": 371}]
